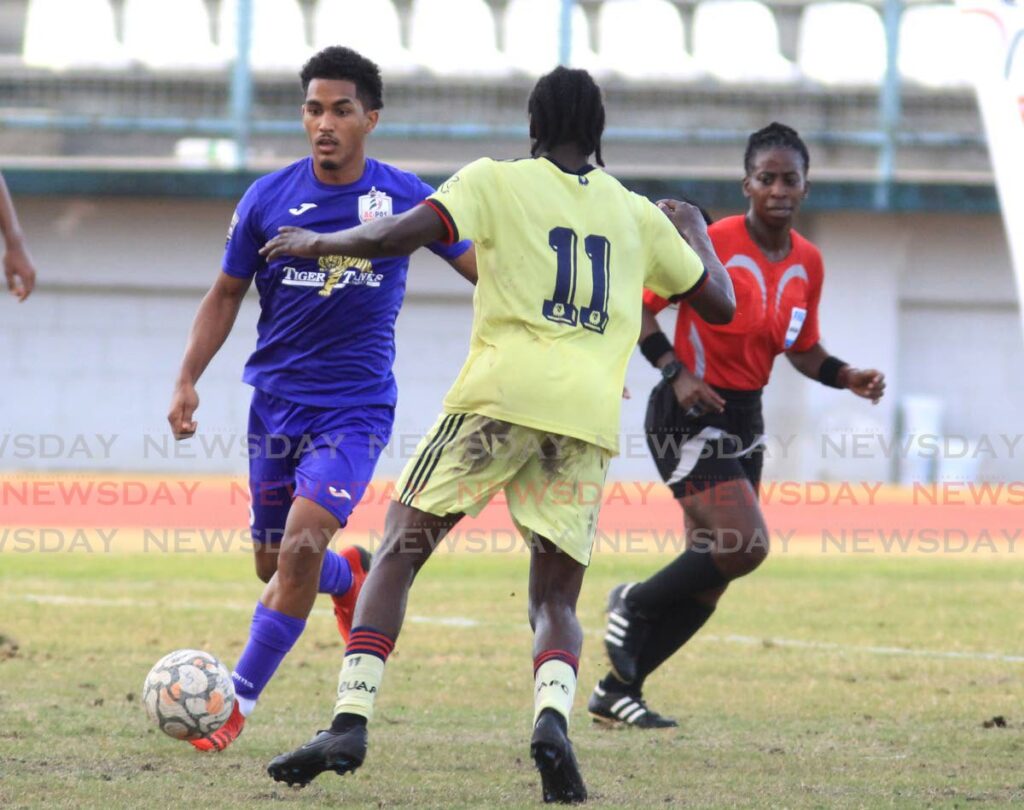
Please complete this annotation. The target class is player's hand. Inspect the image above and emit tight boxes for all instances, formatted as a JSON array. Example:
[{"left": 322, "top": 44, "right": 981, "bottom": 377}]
[
  {"left": 672, "top": 364, "right": 725, "bottom": 415},
  {"left": 259, "top": 227, "right": 322, "bottom": 260},
  {"left": 843, "top": 368, "right": 885, "bottom": 404},
  {"left": 622, "top": 386, "right": 631, "bottom": 399},
  {"left": 168, "top": 383, "right": 199, "bottom": 440},
  {"left": 656, "top": 199, "right": 709, "bottom": 245},
  {"left": 3, "top": 244, "right": 37, "bottom": 302}
]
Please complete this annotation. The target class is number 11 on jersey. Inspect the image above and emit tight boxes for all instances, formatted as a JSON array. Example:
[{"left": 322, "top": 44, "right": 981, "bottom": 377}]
[{"left": 543, "top": 227, "right": 611, "bottom": 334}]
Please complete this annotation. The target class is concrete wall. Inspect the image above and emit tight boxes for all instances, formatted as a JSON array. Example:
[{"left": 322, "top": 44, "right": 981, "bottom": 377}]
[{"left": 2, "top": 195, "right": 1021, "bottom": 481}]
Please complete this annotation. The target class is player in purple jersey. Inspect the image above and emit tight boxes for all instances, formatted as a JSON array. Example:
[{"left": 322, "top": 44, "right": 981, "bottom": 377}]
[{"left": 166, "top": 46, "right": 474, "bottom": 751}]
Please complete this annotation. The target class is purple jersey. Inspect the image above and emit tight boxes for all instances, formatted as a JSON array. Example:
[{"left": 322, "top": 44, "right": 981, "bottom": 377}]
[{"left": 223, "top": 156, "right": 470, "bottom": 408}]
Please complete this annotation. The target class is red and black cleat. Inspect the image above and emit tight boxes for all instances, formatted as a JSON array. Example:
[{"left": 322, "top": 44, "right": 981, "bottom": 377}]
[
  {"left": 190, "top": 702, "right": 245, "bottom": 752},
  {"left": 331, "top": 545, "right": 372, "bottom": 646}
]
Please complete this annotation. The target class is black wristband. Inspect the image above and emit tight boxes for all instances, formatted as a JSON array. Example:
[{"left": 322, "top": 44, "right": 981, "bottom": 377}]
[
  {"left": 818, "top": 356, "right": 848, "bottom": 389},
  {"left": 640, "top": 332, "right": 674, "bottom": 367}
]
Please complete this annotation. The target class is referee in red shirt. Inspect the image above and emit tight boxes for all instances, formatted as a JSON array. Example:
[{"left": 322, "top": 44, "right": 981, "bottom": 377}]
[{"left": 588, "top": 123, "right": 886, "bottom": 728}]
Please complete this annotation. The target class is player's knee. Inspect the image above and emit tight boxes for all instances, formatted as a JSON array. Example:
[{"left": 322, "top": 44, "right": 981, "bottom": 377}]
[
  {"left": 732, "top": 525, "right": 770, "bottom": 575},
  {"left": 253, "top": 547, "right": 278, "bottom": 583},
  {"left": 272, "top": 558, "right": 314, "bottom": 593},
  {"left": 694, "top": 585, "right": 727, "bottom": 607},
  {"left": 709, "top": 522, "right": 769, "bottom": 579},
  {"left": 250, "top": 548, "right": 276, "bottom": 581},
  {"left": 741, "top": 541, "right": 769, "bottom": 574}
]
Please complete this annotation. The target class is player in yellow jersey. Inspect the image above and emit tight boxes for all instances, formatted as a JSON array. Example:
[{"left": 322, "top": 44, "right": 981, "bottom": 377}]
[{"left": 259, "top": 67, "right": 735, "bottom": 804}]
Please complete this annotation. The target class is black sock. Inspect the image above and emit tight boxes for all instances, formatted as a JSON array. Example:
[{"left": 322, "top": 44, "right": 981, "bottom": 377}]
[
  {"left": 632, "top": 597, "right": 715, "bottom": 694},
  {"left": 598, "top": 671, "right": 637, "bottom": 696},
  {"left": 627, "top": 548, "right": 726, "bottom": 617},
  {"left": 330, "top": 712, "right": 368, "bottom": 733}
]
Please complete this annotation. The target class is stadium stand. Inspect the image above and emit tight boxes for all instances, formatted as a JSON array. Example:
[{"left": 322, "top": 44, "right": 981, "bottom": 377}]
[
  {"left": 123, "top": 0, "right": 226, "bottom": 71},
  {"left": 797, "top": 1, "right": 887, "bottom": 86},
  {"left": 408, "top": 0, "right": 511, "bottom": 77},
  {"left": 312, "top": 0, "right": 419, "bottom": 76},
  {"left": 898, "top": 4, "right": 970, "bottom": 88},
  {"left": 22, "top": 0, "right": 128, "bottom": 70},
  {"left": 596, "top": 0, "right": 701, "bottom": 81},
  {"left": 219, "top": 0, "right": 311, "bottom": 72},
  {"left": 0, "top": 0, "right": 989, "bottom": 183},
  {"left": 692, "top": 0, "right": 798, "bottom": 83},
  {"left": 505, "top": 0, "right": 602, "bottom": 76}
]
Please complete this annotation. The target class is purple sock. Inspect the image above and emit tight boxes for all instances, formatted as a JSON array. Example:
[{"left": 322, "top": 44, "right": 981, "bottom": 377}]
[
  {"left": 232, "top": 603, "right": 306, "bottom": 701},
  {"left": 317, "top": 549, "right": 353, "bottom": 596}
]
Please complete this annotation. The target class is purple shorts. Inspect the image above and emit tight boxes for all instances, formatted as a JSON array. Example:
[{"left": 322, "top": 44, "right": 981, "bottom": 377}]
[{"left": 247, "top": 388, "right": 393, "bottom": 543}]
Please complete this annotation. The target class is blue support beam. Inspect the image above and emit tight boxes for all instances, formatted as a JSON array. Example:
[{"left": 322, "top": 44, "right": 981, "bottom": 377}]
[
  {"left": 559, "top": 0, "right": 574, "bottom": 65},
  {"left": 0, "top": 113, "right": 985, "bottom": 151},
  {"left": 228, "top": 0, "right": 254, "bottom": 167},
  {"left": 1, "top": 167, "right": 999, "bottom": 213},
  {"left": 875, "top": 0, "right": 903, "bottom": 210}
]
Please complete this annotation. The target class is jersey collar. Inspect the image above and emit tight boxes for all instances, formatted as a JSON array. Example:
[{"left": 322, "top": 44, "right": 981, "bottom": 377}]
[{"left": 541, "top": 155, "right": 596, "bottom": 176}]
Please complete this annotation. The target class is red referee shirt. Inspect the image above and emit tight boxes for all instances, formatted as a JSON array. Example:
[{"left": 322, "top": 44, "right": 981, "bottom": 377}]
[{"left": 643, "top": 215, "right": 823, "bottom": 391}]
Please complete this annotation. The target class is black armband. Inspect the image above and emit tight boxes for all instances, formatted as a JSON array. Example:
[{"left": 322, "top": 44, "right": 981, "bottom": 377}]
[
  {"left": 818, "top": 356, "right": 848, "bottom": 389},
  {"left": 640, "top": 332, "right": 675, "bottom": 367}
]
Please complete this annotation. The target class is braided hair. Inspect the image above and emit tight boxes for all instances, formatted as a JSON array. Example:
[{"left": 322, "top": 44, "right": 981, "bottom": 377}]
[
  {"left": 527, "top": 66, "right": 605, "bottom": 166},
  {"left": 743, "top": 122, "right": 809, "bottom": 175}
]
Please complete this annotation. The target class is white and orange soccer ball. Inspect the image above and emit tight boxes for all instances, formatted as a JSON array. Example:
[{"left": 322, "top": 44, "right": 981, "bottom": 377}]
[{"left": 142, "top": 649, "right": 235, "bottom": 740}]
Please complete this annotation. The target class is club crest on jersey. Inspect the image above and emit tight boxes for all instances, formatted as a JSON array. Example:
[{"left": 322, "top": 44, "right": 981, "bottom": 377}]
[{"left": 358, "top": 187, "right": 393, "bottom": 223}]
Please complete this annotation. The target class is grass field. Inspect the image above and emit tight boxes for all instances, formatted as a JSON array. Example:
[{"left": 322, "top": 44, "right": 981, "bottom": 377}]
[{"left": 1, "top": 549, "right": 1023, "bottom": 808}]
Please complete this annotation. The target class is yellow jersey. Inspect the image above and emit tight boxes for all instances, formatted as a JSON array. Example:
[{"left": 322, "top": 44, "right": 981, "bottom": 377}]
[{"left": 426, "top": 156, "right": 706, "bottom": 453}]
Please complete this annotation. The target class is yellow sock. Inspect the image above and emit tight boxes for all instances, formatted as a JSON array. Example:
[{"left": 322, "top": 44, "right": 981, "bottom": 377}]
[
  {"left": 534, "top": 658, "right": 577, "bottom": 728},
  {"left": 334, "top": 652, "right": 385, "bottom": 721},
  {"left": 333, "top": 627, "right": 395, "bottom": 721}
]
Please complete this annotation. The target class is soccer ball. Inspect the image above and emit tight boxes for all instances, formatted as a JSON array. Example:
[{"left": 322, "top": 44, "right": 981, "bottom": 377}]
[{"left": 142, "top": 649, "right": 235, "bottom": 740}]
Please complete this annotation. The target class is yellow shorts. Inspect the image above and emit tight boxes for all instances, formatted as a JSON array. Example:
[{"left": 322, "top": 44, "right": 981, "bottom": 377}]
[{"left": 395, "top": 412, "right": 612, "bottom": 565}]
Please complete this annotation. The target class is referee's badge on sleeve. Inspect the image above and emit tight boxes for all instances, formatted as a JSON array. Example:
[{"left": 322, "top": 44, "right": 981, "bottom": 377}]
[
  {"left": 784, "top": 307, "right": 806, "bottom": 349},
  {"left": 359, "top": 187, "right": 393, "bottom": 223}
]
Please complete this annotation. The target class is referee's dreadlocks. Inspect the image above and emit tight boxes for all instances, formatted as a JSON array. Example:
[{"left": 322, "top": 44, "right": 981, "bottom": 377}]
[
  {"left": 744, "top": 122, "right": 810, "bottom": 175},
  {"left": 527, "top": 66, "right": 606, "bottom": 166}
]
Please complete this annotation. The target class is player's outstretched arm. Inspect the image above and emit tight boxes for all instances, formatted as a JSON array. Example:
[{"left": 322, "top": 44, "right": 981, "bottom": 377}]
[
  {"left": 0, "top": 172, "right": 37, "bottom": 302},
  {"left": 787, "top": 342, "right": 885, "bottom": 404},
  {"left": 260, "top": 205, "right": 447, "bottom": 262},
  {"left": 167, "top": 272, "right": 252, "bottom": 439},
  {"left": 656, "top": 199, "right": 734, "bottom": 325}
]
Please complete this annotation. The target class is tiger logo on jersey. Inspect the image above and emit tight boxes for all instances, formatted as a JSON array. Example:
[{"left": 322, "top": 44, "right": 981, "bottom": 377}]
[{"left": 317, "top": 255, "right": 382, "bottom": 297}]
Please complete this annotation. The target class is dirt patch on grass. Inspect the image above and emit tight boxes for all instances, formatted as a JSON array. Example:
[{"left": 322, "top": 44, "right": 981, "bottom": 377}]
[{"left": 0, "top": 634, "right": 19, "bottom": 660}]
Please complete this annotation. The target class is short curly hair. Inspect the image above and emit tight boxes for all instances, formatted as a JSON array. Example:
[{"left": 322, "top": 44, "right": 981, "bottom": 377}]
[{"left": 299, "top": 46, "right": 384, "bottom": 111}]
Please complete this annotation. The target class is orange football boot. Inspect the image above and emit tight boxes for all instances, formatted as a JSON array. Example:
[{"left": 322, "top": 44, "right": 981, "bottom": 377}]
[
  {"left": 331, "top": 545, "right": 372, "bottom": 645},
  {"left": 190, "top": 701, "right": 245, "bottom": 752}
]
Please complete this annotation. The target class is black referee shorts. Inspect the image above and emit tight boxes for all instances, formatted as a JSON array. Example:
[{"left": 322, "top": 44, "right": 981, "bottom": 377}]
[{"left": 644, "top": 379, "right": 765, "bottom": 498}]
